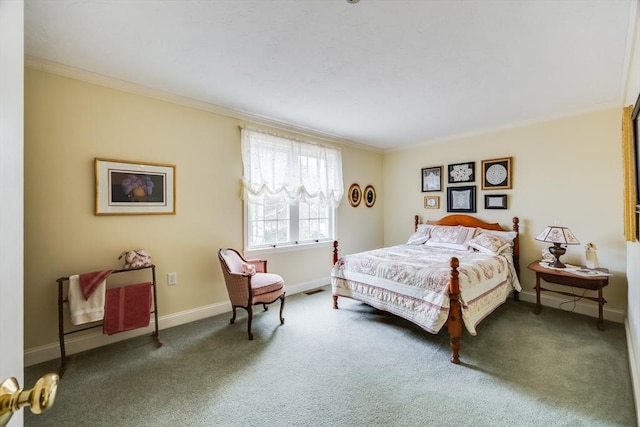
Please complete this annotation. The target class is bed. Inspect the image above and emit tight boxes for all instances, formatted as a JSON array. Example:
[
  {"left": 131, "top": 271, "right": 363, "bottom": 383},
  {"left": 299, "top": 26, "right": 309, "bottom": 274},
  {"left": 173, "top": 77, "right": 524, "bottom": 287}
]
[{"left": 331, "top": 214, "right": 521, "bottom": 364}]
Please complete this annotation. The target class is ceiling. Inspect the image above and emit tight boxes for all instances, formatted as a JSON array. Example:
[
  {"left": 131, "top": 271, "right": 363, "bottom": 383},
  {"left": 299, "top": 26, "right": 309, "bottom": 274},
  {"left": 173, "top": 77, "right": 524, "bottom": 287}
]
[{"left": 24, "top": 0, "right": 636, "bottom": 150}]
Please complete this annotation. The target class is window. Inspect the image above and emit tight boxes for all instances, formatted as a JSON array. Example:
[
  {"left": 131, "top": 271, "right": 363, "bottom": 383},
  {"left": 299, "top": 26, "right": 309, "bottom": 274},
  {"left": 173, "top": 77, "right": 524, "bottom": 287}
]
[{"left": 241, "top": 128, "right": 343, "bottom": 251}]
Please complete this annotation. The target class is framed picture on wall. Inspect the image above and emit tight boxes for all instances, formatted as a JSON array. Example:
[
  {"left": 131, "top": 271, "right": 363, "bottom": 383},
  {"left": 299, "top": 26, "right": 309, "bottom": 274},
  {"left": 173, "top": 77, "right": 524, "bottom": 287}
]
[
  {"left": 364, "top": 185, "right": 376, "bottom": 208},
  {"left": 448, "top": 161, "right": 475, "bottom": 183},
  {"left": 633, "top": 92, "right": 640, "bottom": 238},
  {"left": 447, "top": 186, "right": 476, "bottom": 213},
  {"left": 95, "top": 158, "right": 176, "bottom": 215},
  {"left": 348, "top": 183, "right": 362, "bottom": 207},
  {"left": 484, "top": 194, "right": 507, "bottom": 209},
  {"left": 481, "top": 157, "right": 512, "bottom": 190},
  {"left": 422, "top": 166, "right": 442, "bottom": 192},
  {"left": 424, "top": 195, "right": 440, "bottom": 209}
]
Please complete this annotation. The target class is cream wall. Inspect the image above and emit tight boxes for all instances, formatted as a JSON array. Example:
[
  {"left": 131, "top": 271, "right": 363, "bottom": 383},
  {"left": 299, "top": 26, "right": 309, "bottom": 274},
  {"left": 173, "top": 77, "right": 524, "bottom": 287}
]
[
  {"left": 23, "top": 68, "right": 383, "bottom": 357},
  {"left": 383, "top": 108, "right": 627, "bottom": 316}
]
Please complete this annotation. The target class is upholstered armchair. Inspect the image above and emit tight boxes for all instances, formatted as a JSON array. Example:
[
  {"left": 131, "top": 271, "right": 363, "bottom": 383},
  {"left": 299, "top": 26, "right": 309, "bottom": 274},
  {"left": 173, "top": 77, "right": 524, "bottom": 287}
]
[{"left": 217, "top": 248, "right": 285, "bottom": 340}]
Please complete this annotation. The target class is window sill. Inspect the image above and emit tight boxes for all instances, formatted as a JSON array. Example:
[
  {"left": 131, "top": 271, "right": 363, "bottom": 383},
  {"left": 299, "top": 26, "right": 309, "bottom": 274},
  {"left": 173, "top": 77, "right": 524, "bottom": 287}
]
[{"left": 244, "top": 240, "right": 334, "bottom": 258}]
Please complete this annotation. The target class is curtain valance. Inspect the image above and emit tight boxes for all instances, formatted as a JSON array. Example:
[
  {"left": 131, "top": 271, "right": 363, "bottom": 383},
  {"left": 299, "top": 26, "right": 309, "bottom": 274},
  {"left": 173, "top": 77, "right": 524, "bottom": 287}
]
[{"left": 241, "top": 128, "right": 344, "bottom": 207}]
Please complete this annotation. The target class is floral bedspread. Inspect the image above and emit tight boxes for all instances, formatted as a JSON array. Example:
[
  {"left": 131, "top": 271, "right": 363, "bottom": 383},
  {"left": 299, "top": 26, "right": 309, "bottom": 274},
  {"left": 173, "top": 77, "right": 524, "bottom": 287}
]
[{"left": 330, "top": 245, "right": 521, "bottom": 335}]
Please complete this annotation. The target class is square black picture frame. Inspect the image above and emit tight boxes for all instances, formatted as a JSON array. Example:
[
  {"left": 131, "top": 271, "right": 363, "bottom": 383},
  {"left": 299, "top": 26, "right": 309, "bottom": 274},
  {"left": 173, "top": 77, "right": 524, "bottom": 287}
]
[
  {"left": 421, "top": 166, "right": 442, "bottom": 192},
  {"left": 447, "top": 185, "right": 476, "bottom": 213},
  {"left": 484, "top": 194, "right": 507, "bottom": 210},
  {"left": 448, "top": 161, "right": 475, "bottom": 184}
]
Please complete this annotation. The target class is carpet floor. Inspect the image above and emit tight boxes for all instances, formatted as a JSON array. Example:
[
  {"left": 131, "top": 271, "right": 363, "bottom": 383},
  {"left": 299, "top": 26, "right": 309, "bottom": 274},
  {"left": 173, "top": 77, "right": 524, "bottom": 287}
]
[{"left": 25, "top": 286, "right": 636, "bottom": 426}]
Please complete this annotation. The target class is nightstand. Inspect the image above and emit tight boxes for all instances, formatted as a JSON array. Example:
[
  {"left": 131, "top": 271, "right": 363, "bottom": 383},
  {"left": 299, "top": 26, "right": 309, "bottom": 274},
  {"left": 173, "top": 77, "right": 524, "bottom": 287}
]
[{"left": 527, "top": 260, "right": 610, "bottom": 330}]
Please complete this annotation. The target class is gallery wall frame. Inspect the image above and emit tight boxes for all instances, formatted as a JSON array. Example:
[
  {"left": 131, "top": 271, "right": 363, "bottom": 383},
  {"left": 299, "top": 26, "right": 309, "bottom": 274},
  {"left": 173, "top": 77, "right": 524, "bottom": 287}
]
[
  {"left": 424, "top": 195, "right": 440, "bottom": 209},
  {"left": 95, "top": 158, "right": 176, "bottom": 215},
  {"left": 422, "top": 166, "right": 442, "bottom": 192},
  {"left": 484, "top": 194, "right": 507, "bottom": 210},
  {"left": 481, "top": 157, "right": 512, "bottom": 190},
  {"left": 447, "top": 185, "right": 476, "bottom": 213},
  {"left": 448, "top": 161, "right": 475, "bottom": 184}
]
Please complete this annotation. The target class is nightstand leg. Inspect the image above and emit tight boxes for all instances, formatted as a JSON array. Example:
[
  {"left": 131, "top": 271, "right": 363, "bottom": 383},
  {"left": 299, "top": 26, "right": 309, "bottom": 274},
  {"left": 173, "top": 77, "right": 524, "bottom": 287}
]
[
  {"left": 534, "top": 274, "right": 542, "bottom": 314},
  {"left": 598, "top": 285, "right": 604, "bottom": 331}
]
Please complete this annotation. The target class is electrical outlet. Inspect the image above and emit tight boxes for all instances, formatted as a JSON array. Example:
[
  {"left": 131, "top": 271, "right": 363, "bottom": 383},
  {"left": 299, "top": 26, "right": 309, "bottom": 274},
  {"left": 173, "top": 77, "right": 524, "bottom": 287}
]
[{"left": 167, "top": 272, "right": 178, "bottom": 286}]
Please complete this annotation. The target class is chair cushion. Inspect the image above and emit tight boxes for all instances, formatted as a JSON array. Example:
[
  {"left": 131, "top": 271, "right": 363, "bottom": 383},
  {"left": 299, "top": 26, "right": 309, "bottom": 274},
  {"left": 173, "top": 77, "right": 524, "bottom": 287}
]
[
  {"left": 251, "top": 273, "right": 285, "bottom": 296},
  {"left": 220, "top": 249, "right": 245, "bottom": 274}
]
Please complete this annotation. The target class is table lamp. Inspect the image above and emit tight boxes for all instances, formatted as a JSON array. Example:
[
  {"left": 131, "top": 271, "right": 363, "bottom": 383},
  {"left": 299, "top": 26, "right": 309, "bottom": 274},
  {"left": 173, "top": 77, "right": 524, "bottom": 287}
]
[{"left": 535, "top": 225, "right": 579, "bottom": 268}]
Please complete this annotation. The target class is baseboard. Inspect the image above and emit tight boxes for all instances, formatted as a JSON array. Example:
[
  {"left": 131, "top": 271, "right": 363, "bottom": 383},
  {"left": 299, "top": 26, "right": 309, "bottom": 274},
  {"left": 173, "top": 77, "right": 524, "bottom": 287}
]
[
  {"left": 24, "top": 277, "right": 329, "bottom": 367},
  {"left": 517, "top": 290, "right": 625, "bottom": 323},
  {"left": 625, "top": 317, "right": 640, "bottom": 422}
]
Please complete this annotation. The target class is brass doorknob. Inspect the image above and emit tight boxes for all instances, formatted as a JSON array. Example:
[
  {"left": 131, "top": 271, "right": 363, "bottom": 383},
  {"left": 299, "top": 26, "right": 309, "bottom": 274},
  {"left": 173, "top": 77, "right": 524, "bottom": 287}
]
[{"left": 0, "top": 373, "right": 59, "bottom": 427}]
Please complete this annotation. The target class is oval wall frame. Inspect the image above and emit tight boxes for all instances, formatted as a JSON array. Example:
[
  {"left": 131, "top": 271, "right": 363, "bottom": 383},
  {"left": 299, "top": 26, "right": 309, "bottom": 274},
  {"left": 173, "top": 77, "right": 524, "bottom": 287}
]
[
  {"left": 348, "top": 183, "right": 361, "bottom": 207},
  {"left": 364, "top": 185, "right": 376, "bottom": 208}
]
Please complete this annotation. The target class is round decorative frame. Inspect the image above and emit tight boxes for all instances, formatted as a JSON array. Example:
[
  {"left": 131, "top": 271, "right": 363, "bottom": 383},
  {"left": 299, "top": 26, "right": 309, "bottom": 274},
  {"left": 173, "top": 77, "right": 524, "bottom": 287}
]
[
  {"left": 364, "top": 185, "right": 376, "bottom": 208},
  {"left": 348, "top": 183, "right": 362, "bottom": 207}
]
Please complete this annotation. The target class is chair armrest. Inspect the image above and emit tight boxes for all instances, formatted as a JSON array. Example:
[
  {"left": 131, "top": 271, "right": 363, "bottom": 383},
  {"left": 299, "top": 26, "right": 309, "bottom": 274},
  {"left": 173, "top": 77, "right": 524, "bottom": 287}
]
[{"left": 247, "top": 259, "right": 267, "bottom": 273}]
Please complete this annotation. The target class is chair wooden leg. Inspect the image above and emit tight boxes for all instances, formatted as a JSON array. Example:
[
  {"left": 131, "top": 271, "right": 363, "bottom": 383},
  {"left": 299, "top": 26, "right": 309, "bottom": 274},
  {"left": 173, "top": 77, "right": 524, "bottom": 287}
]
[
  {"left": 279, "top": 295, "right": 285, "bottom": 324},
  {"left": 247, "top": 306, "right": 254, "bottom": 340},
  {"left": 263, "top": 303, "right": 268, "bottom": 311},
  {"left": 230, "top": 306, "right": 237, "bottom": 324}
]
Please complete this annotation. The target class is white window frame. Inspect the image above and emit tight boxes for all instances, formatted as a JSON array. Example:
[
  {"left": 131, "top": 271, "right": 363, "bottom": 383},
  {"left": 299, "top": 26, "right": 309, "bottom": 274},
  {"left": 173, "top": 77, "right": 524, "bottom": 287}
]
[
  {"left": 243, "top": 201, "right": 337, "bottom": 257},
  {"left": 241, "top": 128, "right": 342, "bottom": 256}
]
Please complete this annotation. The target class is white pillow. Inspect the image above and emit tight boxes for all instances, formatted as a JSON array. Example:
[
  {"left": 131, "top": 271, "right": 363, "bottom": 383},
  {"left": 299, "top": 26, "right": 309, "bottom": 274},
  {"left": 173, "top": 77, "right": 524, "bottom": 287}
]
[
  {"left": 468, "top": 232, "right": 511, "bottom": 255},
  {"left": 475, "top": 228, "right": 517, "bottom": 254},
  {"left": 479, "top": 228, "right": 517, "bottom": 243},
  {"left": 406, "top": 224, "right": 432, "bottom": 245},
  {"left": 424, "top": 225, "right": 476, "bottom": 251}
]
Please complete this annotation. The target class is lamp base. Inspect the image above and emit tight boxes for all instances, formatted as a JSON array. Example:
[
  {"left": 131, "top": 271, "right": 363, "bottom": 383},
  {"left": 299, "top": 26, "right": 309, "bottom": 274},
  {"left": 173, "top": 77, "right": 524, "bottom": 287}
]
[{"left": 548, "top": 244, "right": 566, "bottom": 268}]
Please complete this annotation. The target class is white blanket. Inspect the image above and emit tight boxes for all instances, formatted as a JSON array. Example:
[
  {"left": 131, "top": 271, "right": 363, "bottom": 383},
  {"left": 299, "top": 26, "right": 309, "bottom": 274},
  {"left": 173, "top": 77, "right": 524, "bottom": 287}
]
[{"left": 68, "top": 274, "right": 106, "bottom": 325}]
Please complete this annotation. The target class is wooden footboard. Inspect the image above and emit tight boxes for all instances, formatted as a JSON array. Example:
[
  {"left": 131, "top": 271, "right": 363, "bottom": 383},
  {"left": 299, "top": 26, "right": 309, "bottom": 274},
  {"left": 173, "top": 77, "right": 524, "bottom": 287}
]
[{"left": 331, "top": 240, "right": 463, "bottom": 364}]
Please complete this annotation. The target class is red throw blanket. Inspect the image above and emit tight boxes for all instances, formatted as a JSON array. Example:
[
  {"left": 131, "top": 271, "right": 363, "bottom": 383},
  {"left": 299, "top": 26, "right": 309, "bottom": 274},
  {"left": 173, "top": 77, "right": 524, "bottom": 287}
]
[{"left": 103, "top": 282, "right": 152, "bottom": 335}]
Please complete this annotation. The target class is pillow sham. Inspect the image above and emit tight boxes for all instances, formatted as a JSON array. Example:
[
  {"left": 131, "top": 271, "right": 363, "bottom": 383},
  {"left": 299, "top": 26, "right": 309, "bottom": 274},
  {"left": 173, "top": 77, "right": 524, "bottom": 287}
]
[
  {"left": 479, "top": 228, "right": 517, "bottom": 243},
  {"left": 477, "top": 228, "right": 517, "bottom": 254},
  {"left": 424, "top": 225, "right": 476, "bottom": 251},
  {"left": 468, "top": 232, "right": 511, "bottom": 255},
  {"left": 406, "top": 224, "right": 433, "bottom": 245}
]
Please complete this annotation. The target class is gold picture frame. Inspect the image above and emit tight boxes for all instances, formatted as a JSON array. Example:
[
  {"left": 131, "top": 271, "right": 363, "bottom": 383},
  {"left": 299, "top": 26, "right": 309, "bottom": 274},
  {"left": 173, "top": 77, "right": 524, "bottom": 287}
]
[
  {"left": 348, "top": 183, "right": 362, "bottom": 207},
  {"left": 424, "top": 195, "right": 440, "bottom": 209},
  {"left": 364, "top": 185, "right": 376, "bottom": 208},
  {"left": 481, "top": 157, "right": 512, "bottom": 190},
  {"left": 95, "top": 158, "right": 176, "bottom": 215}
]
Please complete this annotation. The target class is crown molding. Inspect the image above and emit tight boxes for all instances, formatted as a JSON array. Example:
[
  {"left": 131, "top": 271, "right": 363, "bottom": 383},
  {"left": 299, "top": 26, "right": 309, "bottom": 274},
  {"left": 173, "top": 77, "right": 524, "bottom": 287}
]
[{"left": 24, "top": 56, "right": 381, "bottom": 153}]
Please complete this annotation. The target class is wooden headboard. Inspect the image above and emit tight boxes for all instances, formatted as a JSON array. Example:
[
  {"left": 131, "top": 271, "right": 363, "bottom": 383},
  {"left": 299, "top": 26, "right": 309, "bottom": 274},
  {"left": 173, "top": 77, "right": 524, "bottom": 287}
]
[{"left": 416, "top": 214, "right": 520, "bottom": 278}]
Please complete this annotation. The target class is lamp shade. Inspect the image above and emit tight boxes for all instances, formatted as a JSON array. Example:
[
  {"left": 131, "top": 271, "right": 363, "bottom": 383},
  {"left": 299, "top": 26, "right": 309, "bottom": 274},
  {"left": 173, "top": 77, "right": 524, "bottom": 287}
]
[{"left": 535, "top": 226, "right": 580, "bottom": 245}]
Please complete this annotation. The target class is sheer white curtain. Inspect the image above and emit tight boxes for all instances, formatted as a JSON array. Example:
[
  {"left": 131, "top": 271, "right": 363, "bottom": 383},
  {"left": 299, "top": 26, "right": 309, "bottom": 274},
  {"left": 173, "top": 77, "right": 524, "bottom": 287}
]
[{"left": 241, "top": 128, "right": 344, "bottom": 207}]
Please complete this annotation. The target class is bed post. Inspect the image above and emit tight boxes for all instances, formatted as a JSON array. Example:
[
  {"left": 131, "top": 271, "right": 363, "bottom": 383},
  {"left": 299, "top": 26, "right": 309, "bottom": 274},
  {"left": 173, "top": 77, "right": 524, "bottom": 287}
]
[
  {"left": 447, "top": 257, "right": 462, "bottom": 364},
  {"left": 512, "top": 217, "right": 520, "bottom": 278},
  {"left": 332, "top": 240, "right": 339, "bottom": 309},
  {"left": 414, "top": 215, "right": 419, "bottom": 232}
]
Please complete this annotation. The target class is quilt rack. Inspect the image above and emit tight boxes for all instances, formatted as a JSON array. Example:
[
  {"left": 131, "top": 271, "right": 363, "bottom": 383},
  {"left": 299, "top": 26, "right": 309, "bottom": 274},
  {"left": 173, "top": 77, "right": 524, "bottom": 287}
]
[{"left": 55, "top": 265, "right": 162, "bottom": 377}]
